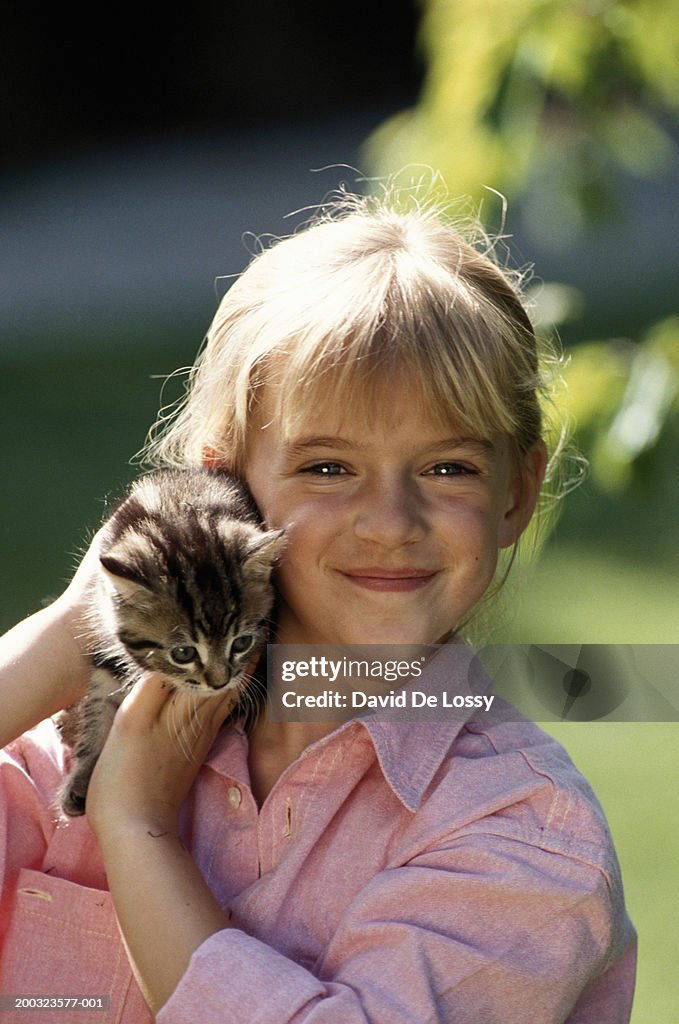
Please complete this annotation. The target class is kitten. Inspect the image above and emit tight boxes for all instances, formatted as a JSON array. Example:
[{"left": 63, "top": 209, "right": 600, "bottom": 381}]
[{"left": 58, "top": 468, "right": 284, "bottom": 817}]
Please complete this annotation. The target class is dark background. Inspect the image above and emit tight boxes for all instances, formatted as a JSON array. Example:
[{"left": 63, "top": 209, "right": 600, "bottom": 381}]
[{"left": 0, "top": 3, "right": 422, "bottom": 172}]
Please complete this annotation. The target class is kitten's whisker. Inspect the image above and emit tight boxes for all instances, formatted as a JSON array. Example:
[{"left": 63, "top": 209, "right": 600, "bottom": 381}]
[
  {"left": 169, "top": 698, "right": 193, "bottom": 764},
  {"left": 171, "top": 691, "right": 203, "bottom": 765},
  {"left": 187, "top": 696, "right": 202, "bottom": 757},
  {"left": 107, "top": 684, "right": 131, "bottom": 698}
]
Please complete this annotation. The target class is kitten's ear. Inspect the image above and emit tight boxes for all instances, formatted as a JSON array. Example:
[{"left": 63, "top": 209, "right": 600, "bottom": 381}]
[
  {"left": 243, "top": 529, "right": 286, "bottom": 578},
  {"left": 100, "top": 550, "right": 153, "bottom": 597}
]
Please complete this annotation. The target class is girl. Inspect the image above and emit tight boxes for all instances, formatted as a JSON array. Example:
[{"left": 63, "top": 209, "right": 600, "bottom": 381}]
[{"left": 0, "top": 186, "right": 636, "bottom": 1022}]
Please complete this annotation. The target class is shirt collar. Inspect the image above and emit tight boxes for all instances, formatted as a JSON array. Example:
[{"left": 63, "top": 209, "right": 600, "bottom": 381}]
[
  {"left": 358, "top": 640, "right": 489, "bottom": 812},
  {"left": 205, "top": 641, "right": 489, "bottom": 814}
]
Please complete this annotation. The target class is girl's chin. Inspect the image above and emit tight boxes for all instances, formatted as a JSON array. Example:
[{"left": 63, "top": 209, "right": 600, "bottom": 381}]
[
  {"left": 274, "top": 611, "right": 457, "bottom": 647},
  {"left": 316, "top": 627, "right": 452, "bottom": 648}
]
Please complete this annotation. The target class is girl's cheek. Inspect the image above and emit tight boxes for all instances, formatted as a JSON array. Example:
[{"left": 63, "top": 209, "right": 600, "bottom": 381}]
[{"left": 280, "top": 496, "right": 346, "bottom": 539}]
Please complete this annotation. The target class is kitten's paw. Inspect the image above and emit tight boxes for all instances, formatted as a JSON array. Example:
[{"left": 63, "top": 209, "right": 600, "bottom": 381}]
[{"left": 59, "top": 778, "right": 89, "bottom": 817}]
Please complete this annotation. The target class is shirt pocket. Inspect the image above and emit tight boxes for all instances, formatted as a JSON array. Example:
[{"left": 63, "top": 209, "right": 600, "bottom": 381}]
[{"left": 0, "top": 868, "right": 151, "bottom": 1023}]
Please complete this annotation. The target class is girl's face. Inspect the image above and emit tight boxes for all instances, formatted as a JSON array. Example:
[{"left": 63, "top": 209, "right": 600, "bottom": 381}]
[{"left": 243, "top": 379, "right": 544, "bottom": 647}]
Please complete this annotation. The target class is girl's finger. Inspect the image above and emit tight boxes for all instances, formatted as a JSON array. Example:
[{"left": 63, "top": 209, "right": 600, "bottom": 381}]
[
  {"left": 116, "top": 672, "right": 177, "bottom": 726},
  {"left": 173, "top": 656, "right": 259, "bottom": 729},
  {"left": 117, "top": 656, "right": 256, "bottom": 736},
  {"left": 168, "top": 684, "right": 239, "bottom": 732}
]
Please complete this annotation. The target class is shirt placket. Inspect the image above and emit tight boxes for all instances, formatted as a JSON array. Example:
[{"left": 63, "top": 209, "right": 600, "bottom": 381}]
[{"left": 257, "top": 784, "right": 298, "bottom": 878}]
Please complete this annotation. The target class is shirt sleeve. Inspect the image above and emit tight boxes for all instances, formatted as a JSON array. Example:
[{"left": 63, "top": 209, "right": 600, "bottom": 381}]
[
  {"left": 157, "top": 827, "right": 636, "bottom": 1024},
  {"left": 0, "top": 722, "right": 61, "bottom": 932}
]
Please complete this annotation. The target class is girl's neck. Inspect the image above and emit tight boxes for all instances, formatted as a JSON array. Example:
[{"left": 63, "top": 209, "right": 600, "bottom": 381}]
[{"left": 247, "top": 713, "right": 338, "bottom": 807}]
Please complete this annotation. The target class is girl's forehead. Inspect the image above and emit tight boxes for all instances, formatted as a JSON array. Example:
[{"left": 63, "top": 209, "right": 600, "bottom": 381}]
[
  {"left": 253, "top": 374, "right": 484, "bottom": 446},
  {"left": 260, "top": 378, "right": 456, "bottom": 434}
]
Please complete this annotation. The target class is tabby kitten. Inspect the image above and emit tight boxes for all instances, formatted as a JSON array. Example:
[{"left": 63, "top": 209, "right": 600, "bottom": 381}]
[{"left": 58, "top": 468, "right": 284, "bottom": 817}]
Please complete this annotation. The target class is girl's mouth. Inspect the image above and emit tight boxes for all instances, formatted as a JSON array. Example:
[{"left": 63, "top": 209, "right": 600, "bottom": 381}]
[{"left": 339, "top": 568, "right": 439, "bottom": 593}]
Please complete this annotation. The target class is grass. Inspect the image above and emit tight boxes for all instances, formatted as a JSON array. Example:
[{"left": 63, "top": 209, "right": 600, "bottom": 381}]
[
  {"left": 508, "top": 543, "right": 679, "bottom": 645},
  {"left": 1, "top": 323, "right": 199, "bottom": 629},
  {"left": 542, "top": 722, "right": 678, "bottom": 1024},
  {"left": 511, "top": 547, "right": 679, "bottom": 1024}
]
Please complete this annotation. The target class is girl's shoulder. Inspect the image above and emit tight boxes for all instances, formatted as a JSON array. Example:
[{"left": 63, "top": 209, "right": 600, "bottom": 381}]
[{"left": 428, "top": 709, "right": 622, "bottom": 882}]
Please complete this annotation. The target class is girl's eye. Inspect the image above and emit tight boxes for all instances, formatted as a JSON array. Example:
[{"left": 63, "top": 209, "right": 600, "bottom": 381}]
[
  {"left": 427, "top": 462, "right": 477, "bottom": 477},
  {"left": 169, "top": 645, "right": 198, "bottom": 665},
  {"left": 301, "top": 462, "right": 347, "bottom": 476}
]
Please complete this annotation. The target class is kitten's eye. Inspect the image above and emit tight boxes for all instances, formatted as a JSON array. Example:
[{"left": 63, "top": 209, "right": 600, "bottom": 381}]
[
  {"left": 169, "top": 645, "right": 198, "bottom": 665},
  {"left": 231, "top": 634, "right": 256, "bottom": 656}
]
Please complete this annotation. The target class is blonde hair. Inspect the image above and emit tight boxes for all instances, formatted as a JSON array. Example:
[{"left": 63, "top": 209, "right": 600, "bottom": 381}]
[{"left": 144, "top": 186, "right": 566, "bottom": 506}]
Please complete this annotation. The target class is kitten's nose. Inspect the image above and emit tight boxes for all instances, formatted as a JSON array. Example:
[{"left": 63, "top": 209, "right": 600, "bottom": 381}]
[{"left": 203, "top": 668, "right": 227, "bottom": 690}]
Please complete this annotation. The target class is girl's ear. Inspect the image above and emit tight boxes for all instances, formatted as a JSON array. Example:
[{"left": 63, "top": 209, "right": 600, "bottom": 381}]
[
  {"left": 498, "top": 441, "right": 548, "bottom": 550},
  {"left": 202, "top": 445, "right": 232, "bottom": 473}
]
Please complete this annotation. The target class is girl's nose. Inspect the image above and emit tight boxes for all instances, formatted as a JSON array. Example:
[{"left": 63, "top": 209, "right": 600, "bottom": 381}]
[{"left": 353, "top": 478, "right": 427, "bottom": 548}]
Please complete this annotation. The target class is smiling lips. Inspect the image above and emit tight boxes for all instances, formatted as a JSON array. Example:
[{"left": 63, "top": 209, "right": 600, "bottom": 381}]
[{"left": 340, "top": 568, "right": 439, "bottom": 593}]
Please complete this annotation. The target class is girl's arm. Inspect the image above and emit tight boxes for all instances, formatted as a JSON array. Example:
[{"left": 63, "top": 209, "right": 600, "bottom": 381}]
[
  {"left": 93, "top": 814, "right": 232, "bottom": 1016},
  {"left": 0, "top": 535, "right": 101, "bottom": 749},
  {"left": 85, "top": 673, "right": 240, "bottom": 1016},
  {"left": 0, "top": 602, "right": 90, "bottom": 748}
]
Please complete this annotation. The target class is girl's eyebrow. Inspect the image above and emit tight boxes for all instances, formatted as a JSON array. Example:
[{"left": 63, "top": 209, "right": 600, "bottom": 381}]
[
  {"left": 283, "top": 437, "right": 357, "bottom": 458},
  {"left": 283, "top": 436, "right": 496, "bottom": 457},
  {"left": 428, "top": 437, "right": 496, "bottom": 456}
]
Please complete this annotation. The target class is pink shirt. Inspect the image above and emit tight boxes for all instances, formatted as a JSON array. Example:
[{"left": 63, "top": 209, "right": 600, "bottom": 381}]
[{"left": 0, "top": 647, "right": 636, "bottom": 1023}]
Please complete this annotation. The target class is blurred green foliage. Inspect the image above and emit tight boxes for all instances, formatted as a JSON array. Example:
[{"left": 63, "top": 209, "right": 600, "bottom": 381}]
[
  {"left": 366, "top": 0, "right": 678, "bottom": 234},
  {"left": 562, "top": 315, "right": 678, "bottom": 492},
  {"left": 365, "top": 0, "right": 679, "bottom": 509}
]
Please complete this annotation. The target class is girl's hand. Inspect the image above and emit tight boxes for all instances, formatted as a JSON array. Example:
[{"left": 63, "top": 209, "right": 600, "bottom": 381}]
[
  {"left": 85, "top": 672, "right": 243, "bottom": 842},
  {"left": 0, "top": 528, "right": 109, "bottom": 748},
  {"left": 52, "top": 525, "right": 107, "bottom": 647}
]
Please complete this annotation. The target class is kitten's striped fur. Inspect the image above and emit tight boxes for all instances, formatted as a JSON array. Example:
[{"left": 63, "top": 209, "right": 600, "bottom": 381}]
[{"left": 58, "top": 468, "right": 284, "bottom": 817}]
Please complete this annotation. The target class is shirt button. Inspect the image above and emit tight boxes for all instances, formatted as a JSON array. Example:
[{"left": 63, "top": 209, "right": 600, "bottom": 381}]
[{"left": 227, "top": 786, "right": 242, "bottom": 808}]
